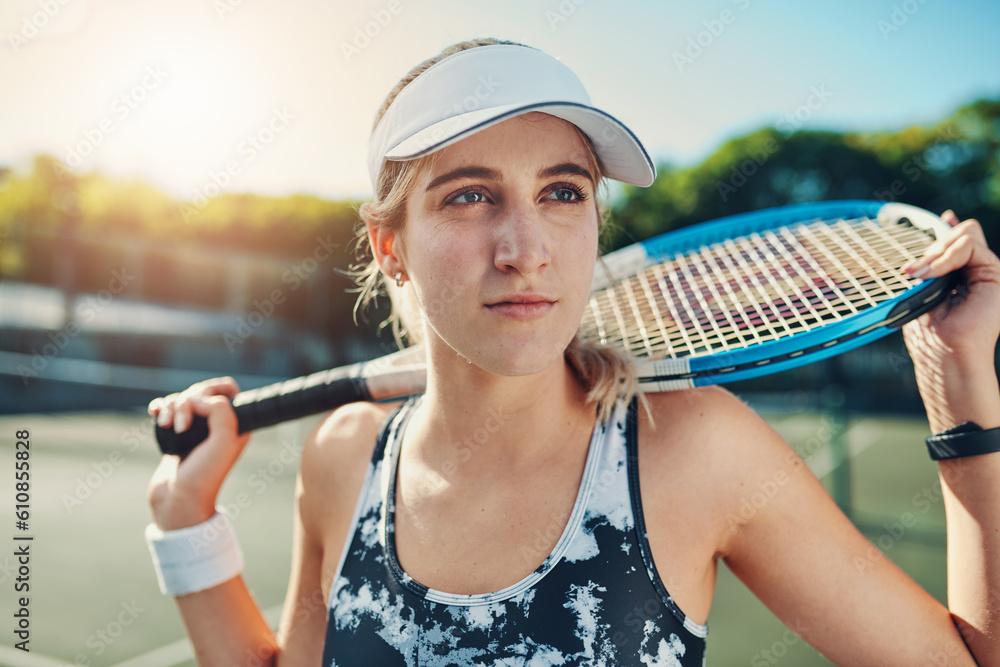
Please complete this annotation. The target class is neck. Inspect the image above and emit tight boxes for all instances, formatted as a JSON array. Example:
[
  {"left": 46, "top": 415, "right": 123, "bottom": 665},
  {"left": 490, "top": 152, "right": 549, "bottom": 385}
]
[{"left": 405, "top": 339, "right": 596, "bottom": 478}]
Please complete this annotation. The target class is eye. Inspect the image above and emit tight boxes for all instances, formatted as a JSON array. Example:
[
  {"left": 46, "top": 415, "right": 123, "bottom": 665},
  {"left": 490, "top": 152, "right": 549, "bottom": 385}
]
[
  {"left": 445, "top": 186, "right": 491, "bottom": 205},
  {"left": 543, "top": 184, "right": 588, "bottom": 203},
  {"left": 454, "top": 190, "right": 488, "bottom": 204}
]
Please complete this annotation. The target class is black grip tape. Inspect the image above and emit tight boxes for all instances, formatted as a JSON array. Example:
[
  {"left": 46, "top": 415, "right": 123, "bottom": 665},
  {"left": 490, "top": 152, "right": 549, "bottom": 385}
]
[
  {"left": 154, "top": 363, "right": 373, "bottom": 459},
  {"left": 156, "top": 418, "right": 211, "bottom": 458},
  {"left": 886, "top": 270, "right": 963, "bottom": 329}
]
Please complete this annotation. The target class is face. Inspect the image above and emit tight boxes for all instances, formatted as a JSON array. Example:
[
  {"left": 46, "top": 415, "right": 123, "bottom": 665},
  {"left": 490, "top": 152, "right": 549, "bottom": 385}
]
[{"left": 387, "top": 112, "right": 600, "bottom": 378}]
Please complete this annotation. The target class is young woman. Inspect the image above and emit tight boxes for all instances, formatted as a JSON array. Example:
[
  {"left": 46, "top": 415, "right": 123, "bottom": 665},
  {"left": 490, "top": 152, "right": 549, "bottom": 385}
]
[{"left": 146, "top": 39, "right": 1000, "bottom": 665}]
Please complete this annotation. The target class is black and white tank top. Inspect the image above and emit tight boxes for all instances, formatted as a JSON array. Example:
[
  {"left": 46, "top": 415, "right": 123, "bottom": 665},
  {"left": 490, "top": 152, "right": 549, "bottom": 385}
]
[{"left": 322, "top": 397, "right": 707, "bottom": 666}]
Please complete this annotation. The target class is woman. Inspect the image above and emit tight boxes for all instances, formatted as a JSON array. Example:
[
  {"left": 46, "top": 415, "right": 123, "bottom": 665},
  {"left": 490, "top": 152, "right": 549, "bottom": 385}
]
[{"left": 146, "top": 39, "right": 1000, "bottom": 665}]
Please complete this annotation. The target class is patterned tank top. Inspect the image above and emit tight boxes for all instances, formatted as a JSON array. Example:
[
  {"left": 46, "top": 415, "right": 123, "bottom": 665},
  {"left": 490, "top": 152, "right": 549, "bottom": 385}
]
[{"left": 322, "top": 397, "right": 708, "bottom": 666}]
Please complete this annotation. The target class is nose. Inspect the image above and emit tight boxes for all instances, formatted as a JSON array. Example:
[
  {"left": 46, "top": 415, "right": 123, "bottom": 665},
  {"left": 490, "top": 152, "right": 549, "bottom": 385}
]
[{"left": 493, "top": 203, "right": 551, "bottom": 276}]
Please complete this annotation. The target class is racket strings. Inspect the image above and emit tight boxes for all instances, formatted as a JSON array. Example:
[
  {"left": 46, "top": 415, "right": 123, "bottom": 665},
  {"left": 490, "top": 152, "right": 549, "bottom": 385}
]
[{"left": 581, "top": 216, "right": 933, "bottom": 360}]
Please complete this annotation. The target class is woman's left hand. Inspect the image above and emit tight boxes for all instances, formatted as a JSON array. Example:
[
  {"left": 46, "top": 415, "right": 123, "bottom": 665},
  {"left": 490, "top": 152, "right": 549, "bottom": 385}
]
[
  {"left": 902, "top": 210, "right": 1000, "bottom": 431},
  {"left": 903, "top": 210, "right": 1000, "bottom": 360}
]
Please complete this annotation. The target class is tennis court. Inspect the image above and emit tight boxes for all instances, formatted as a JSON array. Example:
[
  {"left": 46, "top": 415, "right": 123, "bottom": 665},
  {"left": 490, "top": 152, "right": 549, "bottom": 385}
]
[{"left": 0, "top": 404, "right": 945, "bottom": 666}]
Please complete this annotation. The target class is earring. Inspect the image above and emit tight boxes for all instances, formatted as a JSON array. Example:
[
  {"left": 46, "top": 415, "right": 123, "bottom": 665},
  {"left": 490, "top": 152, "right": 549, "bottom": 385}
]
[{"left": 394, "top": 272, "right": 405, "bottom": 287}]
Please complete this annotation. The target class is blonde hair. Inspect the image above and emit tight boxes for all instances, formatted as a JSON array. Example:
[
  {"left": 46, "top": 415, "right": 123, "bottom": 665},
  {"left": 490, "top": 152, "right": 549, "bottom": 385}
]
[{"left": 352, "top": 38, "right": 643, "bottom": 423}]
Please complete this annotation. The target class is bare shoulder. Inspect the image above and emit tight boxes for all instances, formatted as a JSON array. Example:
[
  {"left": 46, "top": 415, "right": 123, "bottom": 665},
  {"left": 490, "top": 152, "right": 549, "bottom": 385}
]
[
  {"left": 301, "top": 400, "right": 399, "bottom": 487},
  {"left": 308, "top": 401, "right": 397, "bottom": 457},
  {"left": 638, "top": 385, "right": 780, "bottom": 457},
  {"left": 636, "top": 387, "right": 805, "bottom": 552},
  {"left": 297, "top": 401, "right": 401, "bottom": 537}
]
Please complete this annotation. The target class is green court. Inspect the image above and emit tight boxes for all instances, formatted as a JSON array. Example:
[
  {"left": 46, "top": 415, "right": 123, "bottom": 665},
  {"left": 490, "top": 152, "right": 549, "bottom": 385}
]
[{"left": 0, "top": 407, "right": 945, "bottom": 666}]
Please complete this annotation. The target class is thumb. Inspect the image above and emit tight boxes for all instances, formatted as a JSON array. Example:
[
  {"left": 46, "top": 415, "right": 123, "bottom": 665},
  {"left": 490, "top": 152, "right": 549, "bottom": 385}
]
[{"left": 171, "top": 395, "right": 251, "bottom": 506}]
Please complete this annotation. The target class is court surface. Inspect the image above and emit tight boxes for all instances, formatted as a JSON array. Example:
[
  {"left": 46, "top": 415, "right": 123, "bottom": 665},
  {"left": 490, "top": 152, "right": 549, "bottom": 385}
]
[{"left": 0, "top": 406, "right": 944, "bottom": 666}]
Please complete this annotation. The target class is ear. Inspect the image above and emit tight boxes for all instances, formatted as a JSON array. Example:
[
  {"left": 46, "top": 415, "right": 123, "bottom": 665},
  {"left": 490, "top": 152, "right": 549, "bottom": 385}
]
[{"left": 366, "top": 215, "right": 405, "bottom": 280}]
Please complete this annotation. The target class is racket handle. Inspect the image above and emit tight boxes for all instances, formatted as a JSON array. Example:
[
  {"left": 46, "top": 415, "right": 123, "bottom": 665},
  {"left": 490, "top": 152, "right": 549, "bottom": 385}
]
[
  {"left": 154, "top": 362, "right": 374, "bottom": 458},
  {"left": 155, "top": 417, "right": 211, "bottom": 458},
  {"left": 885, "top": 270, "right": 963, "bottom": 329},
  {"left": 153, "top": 346, "right": 428, "bottom": 458}
]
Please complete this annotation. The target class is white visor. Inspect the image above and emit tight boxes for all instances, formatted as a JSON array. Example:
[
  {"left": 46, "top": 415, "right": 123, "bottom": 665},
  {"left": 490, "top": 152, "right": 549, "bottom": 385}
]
[{"left": 368, "top": 44, "right": 656, "bottom": 192}]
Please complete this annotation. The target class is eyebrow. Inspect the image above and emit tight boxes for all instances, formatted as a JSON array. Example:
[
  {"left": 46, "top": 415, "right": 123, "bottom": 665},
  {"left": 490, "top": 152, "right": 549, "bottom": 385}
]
[
  {"left": 424, "top": 162, "right": 596, "bottom": 193},
  {"left": 425, "top": 166, "right": 501, "bottom": 192},
  {"left": 538, "top": 162, "right": 594, "bottom": 184}
]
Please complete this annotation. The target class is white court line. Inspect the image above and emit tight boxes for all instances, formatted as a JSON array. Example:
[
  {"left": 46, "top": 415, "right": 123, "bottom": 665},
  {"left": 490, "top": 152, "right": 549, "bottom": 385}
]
[
  {"left": 105, "top": 604, "right": 285, "bottom": 667},
  {"left": 0, "top": 604, "right": 286, "bottom": 667},
  {"left": 104, "top": 637, "right": 193, "bottom": 667},
  {"left": 0, "top": 645, "right": 73, "bottom": 667}
]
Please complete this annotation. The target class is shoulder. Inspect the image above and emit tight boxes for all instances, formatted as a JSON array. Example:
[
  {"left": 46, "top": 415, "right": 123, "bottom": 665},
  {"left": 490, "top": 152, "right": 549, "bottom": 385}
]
[
  {"left": 309, "top": 401, "right": 398, "bottom": 456},
  {"left": 297, "top": 401, "right": 401, "bottom": 536},
  {"left": 636, "top": 385, "right": 777, "bottom": 456},
  {"left": 301, "top": 400, "right": 400, "bottom": 485},
  {"left": 635, "top": 387, "right": 805, "bottom": 552}
]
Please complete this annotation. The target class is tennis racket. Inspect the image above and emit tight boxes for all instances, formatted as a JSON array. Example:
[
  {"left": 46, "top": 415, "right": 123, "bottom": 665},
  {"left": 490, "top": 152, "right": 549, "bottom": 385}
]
[{"left": 156, "top": 200, "right": 959, "bottom": 457}]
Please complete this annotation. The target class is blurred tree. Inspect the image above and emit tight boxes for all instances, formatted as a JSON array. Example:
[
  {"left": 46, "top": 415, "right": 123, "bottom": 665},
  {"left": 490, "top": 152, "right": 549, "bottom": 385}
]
[
  {"left": 611, "top": 98, "right": 1000, "bottom": 252},
  {"left": 0, "top": 96, "right": 996, "bottom": 360}
]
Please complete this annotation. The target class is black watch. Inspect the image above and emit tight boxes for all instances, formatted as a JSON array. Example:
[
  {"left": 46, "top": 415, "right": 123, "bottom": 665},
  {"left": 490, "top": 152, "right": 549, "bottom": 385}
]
[{"left": 926, "top": 421, "right": 1000, "bottom": 461}]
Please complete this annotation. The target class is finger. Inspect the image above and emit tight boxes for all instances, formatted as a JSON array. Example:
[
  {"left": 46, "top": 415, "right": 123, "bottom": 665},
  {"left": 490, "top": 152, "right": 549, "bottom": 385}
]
[
  {"left": 196, "top": 394, "right": 235, "bottom": 422},
  {"left": 149, "top": 392, "right": 180, "bottom": 418},
  {"left": 181, "top": 395, "right": 238, "bottom": 445},
  {"left": 915, "top": 234, "right": 975, "bottom": 279},
  {"left": 904, "top": 243, "right": 945, "bottom": 277},
  {"left": 952, "top": 218, "right": 987, "bottom": 247},
  {"left": 175, "top": 395, "right": 248, "bottom": 487},
  {"left": 904, "top": 218, "right": 986, "bottom": 277},
  {"left": 173, "top": 399, "right": 195, "bottom": 434},
  {"left": 188, "top": 394, "right": 212, "bottom": 417},
  {"left": 941, "top": 210, "right": 960, "bottom": 227},
  {"left": 156, "top": 401, "right": 174, "bottom": 428},
  {"left": 192, "top": 376, "right": 241, "bottom": 399},
  {"left": 166, "top": 377, "right": 239, "bottom": 431},
  {"left": 172, "top": 394, "right": 220, "bottom": 434},
  {"left": 153, "top": 377, "right": 239, "bottom": 433}
]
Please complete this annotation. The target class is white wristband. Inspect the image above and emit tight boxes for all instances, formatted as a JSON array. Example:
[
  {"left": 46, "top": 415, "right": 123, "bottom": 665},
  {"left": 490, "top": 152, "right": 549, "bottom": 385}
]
[{"left": 145, "top": 509, "right": 244, "bottom": 596}]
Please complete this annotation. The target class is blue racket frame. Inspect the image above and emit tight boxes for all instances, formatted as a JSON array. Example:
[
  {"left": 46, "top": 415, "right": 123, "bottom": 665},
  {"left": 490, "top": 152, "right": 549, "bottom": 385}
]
[
  {"left": 594, "top": 200, "right": 957, "bottom": 389},
  {"left": 676, "top": 274, "right": 956, "bottom": 387}
]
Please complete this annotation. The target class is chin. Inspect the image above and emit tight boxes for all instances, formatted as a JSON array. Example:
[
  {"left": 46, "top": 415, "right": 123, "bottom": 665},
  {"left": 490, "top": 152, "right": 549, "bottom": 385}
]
[
  {"left": 470, "top": 338, "right": 571, "bottom": 378},
  {"left": 428, "top": 317, "right": 579, "bottom": 378}
]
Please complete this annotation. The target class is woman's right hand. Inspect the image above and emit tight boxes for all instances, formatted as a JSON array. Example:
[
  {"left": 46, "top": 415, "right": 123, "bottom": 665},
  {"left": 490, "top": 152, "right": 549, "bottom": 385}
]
[{"left": 146, "top": 377, "right": 251, "bottom": 531}]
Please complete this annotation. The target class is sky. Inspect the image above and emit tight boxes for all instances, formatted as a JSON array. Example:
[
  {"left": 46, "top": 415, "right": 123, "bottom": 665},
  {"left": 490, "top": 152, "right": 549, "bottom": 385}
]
[{"left": 1, "top": 0, "right": 999, "bottom": 202}]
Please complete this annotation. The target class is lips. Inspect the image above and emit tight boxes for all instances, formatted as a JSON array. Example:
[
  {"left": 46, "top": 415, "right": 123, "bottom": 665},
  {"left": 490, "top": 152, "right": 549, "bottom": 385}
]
[
  {"left": 486, "top": 293, "right": 556, "bottom": 306},
  {"left": 485, "top": 294, "right": 556, "bottom": 320}
]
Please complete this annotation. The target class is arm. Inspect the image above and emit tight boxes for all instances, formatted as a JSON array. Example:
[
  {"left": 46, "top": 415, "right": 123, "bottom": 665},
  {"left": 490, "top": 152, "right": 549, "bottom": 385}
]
[
  {"left": 148, "top": 390, "right": 390, "bottom": 664},
  {"left": 272, "top": 467, "right": 330, "bottom": 665},
  {"left": 639, "top": 385, "right": 974, "bottom": 664},
  {"left": 274, "top": 400, "right": 394, "bottom": 663},
  {"left": 147, "top": 380, "right": 278, "bottom": 666},
  {"left": 714, "top": 211, "right": 1000, "bottom": 665},
  {"left": 902, "top": 212, "right": 1000, "bottom": 658},
  {"left": 714, "top": 393, "right": 976, "bottom": 665}
]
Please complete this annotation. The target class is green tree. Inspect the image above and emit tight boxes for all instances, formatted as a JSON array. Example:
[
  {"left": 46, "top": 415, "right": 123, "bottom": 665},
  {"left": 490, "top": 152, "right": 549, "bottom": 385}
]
[{"left": 612, "top": 98, "right": 999, "bottom": 252}]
